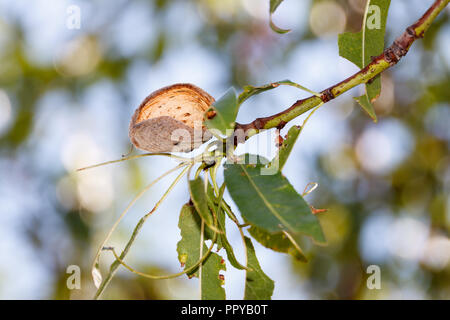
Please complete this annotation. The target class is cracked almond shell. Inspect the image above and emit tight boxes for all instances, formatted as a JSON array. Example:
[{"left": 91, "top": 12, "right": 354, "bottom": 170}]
[{"left": 129, "top": 83, "right": 214, "bottom": 153}]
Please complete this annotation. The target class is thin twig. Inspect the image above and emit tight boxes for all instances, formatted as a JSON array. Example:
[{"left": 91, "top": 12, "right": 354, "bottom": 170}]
[
  {"left": 77, "top": 152, "right": 194, "bottom": 172},
  {"left": 103, "top": 221, "right": 218, "bottom": 280},
  {"left": 94, "top": 164, "right": 192, "bottom": 299},
  {"left": 90, "top": 162, "right": 187, "bottom": 290}
]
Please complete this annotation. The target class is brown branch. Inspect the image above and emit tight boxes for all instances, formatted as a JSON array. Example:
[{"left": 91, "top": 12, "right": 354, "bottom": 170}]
[{"left": 235, "top": 0, "right": 449, "bottom": 135}]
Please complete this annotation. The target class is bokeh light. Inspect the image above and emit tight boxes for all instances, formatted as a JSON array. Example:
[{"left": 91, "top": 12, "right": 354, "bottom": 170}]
[
  {"left": 0, "top": 0, "right": 448, "bottom": 300},
  {"left": 309, "top": 1, "right": 346, "bottom": 38}
]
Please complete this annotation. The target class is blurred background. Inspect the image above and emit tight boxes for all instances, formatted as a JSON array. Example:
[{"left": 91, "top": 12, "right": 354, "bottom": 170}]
[{"left": 0, "top": 0, "right": 449, "bottom": 300}]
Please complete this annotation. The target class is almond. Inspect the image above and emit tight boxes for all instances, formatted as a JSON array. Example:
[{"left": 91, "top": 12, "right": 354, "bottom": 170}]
[{"left": 129, "top": 83, "right": 214, "bottom": 152}]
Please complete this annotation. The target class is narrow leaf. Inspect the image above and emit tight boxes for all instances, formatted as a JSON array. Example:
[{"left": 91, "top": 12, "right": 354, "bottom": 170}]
[
  {"left": 244, "top": 236, "right": 274, "bottom": 300},
  {"left": 270, "top": 125, "right": 301, "bottom": 171},
  {"left": 238, "top": 80, "right": 319, "bottom": 105},
  {"left": 204, "top": 87, "right": 238, "bottom": 137},
  {"left": 206, "top": 194, "right": 246, "bottom": 270},
  {"left": 201, "top": 253, "right": 226, "bottom": 300},
  {"left": 92, "top": 266, "right": 102, "bottom": 289},
  {"left": 204, "top": 183, "right": 225, "bottom": 250},
  {"left": 224, "top": 157, "right": 326, "bottom": 244},
  {"left": 269, "top": 0, "right": 284, "bottom": 13},
  {"left": 338, "top": 0, "right": 391, "bottom": 121},
  {"left": 269, "top": 0, "right": 291, "bottom": 34},
  {"left": 188, "top": 177, "right": 214, "bottom": 230},
  {"left": 354, "top": 94, "right": 377, "bottom": 120},
  {"left": 177, "top": 204, "right": 203, "bottom": 278},
  {"left": 177, "top": 204, "right": 226, "bottom": 299}
]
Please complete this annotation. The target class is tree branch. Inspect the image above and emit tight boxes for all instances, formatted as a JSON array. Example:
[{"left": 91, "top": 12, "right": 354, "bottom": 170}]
[{"left": 235, "top": 0, "right": 449, "bottom": 135}]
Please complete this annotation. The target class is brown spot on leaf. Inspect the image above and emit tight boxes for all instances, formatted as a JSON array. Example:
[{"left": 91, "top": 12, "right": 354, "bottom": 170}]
[
  {"left": 276, "top": 135, "right": 284, "bottom": 147},
  {"left": 206, "top": 110, "right": 216, "bottom": 119}
]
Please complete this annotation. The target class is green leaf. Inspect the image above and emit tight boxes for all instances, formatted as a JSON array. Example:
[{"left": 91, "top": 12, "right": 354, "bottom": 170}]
[
  {"left": 269, "top": 0, "right": 284, "bottom": 13},
  {"left": 176, "top": 204, "right": 203, "bottom": 278},
  {"left": 206, "top": 191, "right": 247, "bottom": 270},
  {"left": 224, "top": 156, "right": 326, "bottom": 244},
  {"left": 269, "top": 0, "right": 290, "bottom": 34},
  {"left": 177, "top": 204, "right": 226, "bottom": 300},
  {"left": 244, "top": 236, "right": 274, "bottom": 300},
  {"left": 354, "top": 94, "right": 377, "bottom": 120},
  {"left": 204, "top": 87, "right": 238, "bottom": 137},
  {"left": 203, "top": 184, "right": 225, "bottom": 251},
  {"left": 338, "top": 0, "right": 391, "bottom": 122},
  {"left": 201, "top": 258, "right": 226, "bottom": 300},
  {"left": 238, "top": 80, "right": 319, "bottom": 105},
  {"left": 269, "top": 125, "right": 301, "bottom": 172},
  {"left": 188, "top": 177, "right": 214, "bottom": 230},
  {"left": 248, "top": 226, "right": 307, "bottom": 262}
]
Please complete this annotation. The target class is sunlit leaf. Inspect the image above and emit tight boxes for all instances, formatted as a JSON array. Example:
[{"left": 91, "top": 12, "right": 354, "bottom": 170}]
[
  {"left": 244, "top": 236, "right": 274, "bottom": 300},
  {"left": 92, "top": 265, "right": 102, "bottom": 289},
  {"left": 338, "top": 0, "right": 391, "bottom": 122},
  {"left": 177, "top": 204, "right": 226, "bottom": 299},
  {"left": 204, "top": 87, "right": 238, "bottom": 137},
  {"left": 224, "top": 155, "right": 326, "bottom": 243}
]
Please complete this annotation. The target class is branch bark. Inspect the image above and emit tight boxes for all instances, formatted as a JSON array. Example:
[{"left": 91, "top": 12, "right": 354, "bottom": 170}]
[{"left": 235, "top": 0, "right": 449, "bottom": 136}]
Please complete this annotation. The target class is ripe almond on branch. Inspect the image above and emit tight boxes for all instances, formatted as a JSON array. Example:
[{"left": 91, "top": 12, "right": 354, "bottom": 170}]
[{"left": 129, "top": 83, "right": 214, "bottom": 152}]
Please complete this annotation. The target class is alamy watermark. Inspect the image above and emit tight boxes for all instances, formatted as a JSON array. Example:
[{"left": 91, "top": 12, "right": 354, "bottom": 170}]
[
  {"left": 66, "top": 265, "right": 81, "bottom": 290},
  {"left": 367, "top": 5, "right": 382, "bottom": 30},
  {"left": 169, "top": 121, "right": 281, "bottom": 175},
  {"left": 366, "top": 265, "right": 381, "bottom": 290}
]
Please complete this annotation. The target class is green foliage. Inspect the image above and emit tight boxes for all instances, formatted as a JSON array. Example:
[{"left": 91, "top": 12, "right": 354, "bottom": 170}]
[
  {"left": 188, "top": 177, "right": 215, "bottom": 230},
  {"left": 205, "top": 189, "right": 247, "bottom": 270},
  {"left": 13, "top": 0, "right": 443, "bottom": 301},
  {"left": 205, "top": 80, "right": 318, "bottom": 138},
  {"left": 244, "top": 237, "right": 275, "bottom": 300},
  {"left": 204, "top": 87, "right": 238, "bottom": 137},
  {"left": 269, "top": 0, "right": 291, "bottom": 34},
  {"left": 238, "top": 80, "right": 319, "bottom": 105},
  {"left": 224, "top": 155, "right": 326, "bottom": 243},
  {"left": 177, "top": 204, "right": 226, "bottom": 300},
  {"left": 338, "top": 0, "right": 391, "bottom": 121}
]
